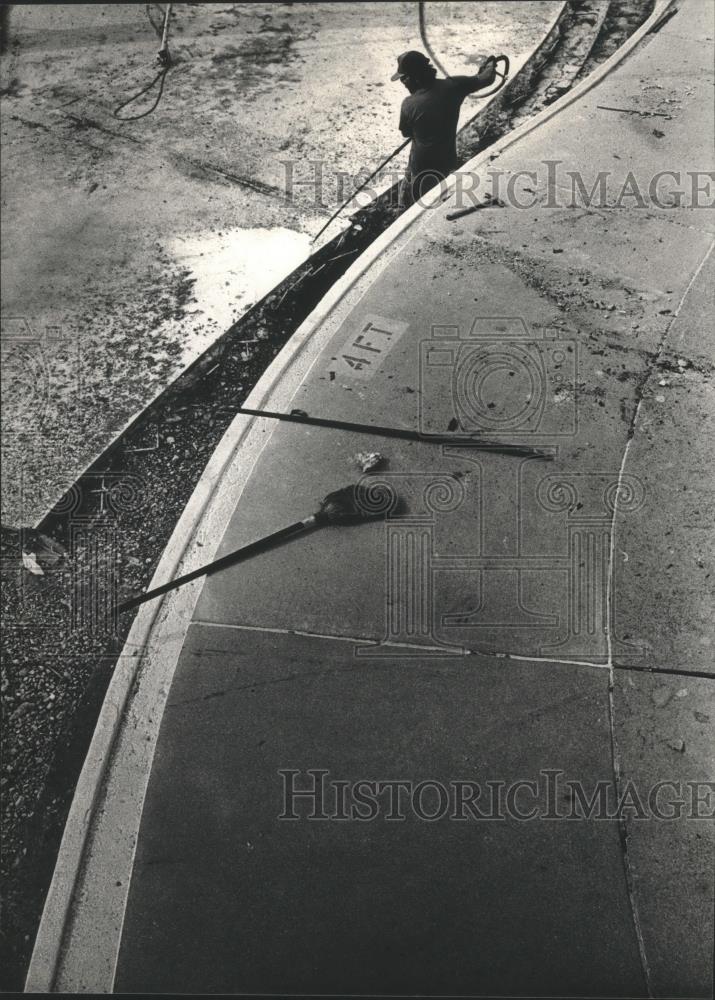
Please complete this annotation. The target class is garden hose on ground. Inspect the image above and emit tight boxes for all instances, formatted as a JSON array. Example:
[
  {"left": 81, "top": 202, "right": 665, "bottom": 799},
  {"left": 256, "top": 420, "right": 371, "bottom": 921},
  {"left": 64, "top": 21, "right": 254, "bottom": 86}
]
[{"left": 113, "top": 3, "right": 172, "bottom": 121}]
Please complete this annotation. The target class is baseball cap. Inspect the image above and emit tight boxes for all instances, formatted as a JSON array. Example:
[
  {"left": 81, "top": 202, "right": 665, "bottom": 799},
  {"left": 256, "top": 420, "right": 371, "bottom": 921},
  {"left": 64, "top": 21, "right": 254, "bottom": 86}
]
[{"left": 391, "top": 50, "right": 431, "bottom": 81}]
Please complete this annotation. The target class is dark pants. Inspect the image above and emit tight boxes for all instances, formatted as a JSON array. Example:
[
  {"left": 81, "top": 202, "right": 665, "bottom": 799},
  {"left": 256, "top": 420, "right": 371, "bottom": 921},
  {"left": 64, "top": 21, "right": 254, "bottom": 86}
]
[{"left": 400, "top": 169, "right": 447, "bottom": 208}]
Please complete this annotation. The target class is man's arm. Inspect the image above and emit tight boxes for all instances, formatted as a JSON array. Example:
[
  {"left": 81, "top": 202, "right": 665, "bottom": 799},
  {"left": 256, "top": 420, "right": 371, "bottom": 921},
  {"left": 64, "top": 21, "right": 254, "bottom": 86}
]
[
  {"left": 399, "top": 101, "right": 412, "bottom": 138},
  {"left": 452, "top": 56, "right": 499, "bottom": 97}
]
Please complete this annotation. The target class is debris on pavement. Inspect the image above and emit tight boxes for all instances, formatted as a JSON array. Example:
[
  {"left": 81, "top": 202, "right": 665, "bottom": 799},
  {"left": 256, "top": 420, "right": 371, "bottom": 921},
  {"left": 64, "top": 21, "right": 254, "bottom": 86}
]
[
  {"left": 21, "top": 552, "right": 44, "bottom": 577},
  {"left": 446, "top": 192, "right": 506, "bottom": 220},
  {"left": 350, "top": 451, "right": 385, "bottom": 473}
]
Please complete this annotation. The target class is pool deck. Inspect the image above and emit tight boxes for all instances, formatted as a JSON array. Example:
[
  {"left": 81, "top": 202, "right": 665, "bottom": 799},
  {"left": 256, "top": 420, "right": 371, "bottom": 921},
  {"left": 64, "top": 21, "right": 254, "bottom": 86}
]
[{"left": 27, "top": 1, "right": 714, "bottom": 994}]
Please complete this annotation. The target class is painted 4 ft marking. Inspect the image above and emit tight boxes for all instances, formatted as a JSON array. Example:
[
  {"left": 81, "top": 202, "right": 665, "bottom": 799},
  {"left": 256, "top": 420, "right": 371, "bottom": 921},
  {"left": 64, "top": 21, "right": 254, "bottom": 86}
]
[{"left": 334, "top": 314, "right": 408, "bottom": 380}]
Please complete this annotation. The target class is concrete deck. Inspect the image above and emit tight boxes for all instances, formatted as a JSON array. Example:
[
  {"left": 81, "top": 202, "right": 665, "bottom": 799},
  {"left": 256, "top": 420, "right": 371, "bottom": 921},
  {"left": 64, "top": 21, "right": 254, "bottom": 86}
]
[{"left": 28, "top": 1, "right": 714, "bottom": 994}]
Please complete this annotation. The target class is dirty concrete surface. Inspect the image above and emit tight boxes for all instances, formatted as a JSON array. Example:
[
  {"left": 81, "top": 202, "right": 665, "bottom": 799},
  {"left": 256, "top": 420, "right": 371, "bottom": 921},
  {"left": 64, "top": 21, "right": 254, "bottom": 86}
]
[
  {"left": 81, "top": 3, "right": 715, "bottom": 997},
  {"left": 0, "top": 2, "right": 561, "bottom": 528},
  {"left": 32, "top": 0, "right": 714, "bottom": 995},
  {"left": 1, "top": 3, "right": 569, "bottom": 989}
]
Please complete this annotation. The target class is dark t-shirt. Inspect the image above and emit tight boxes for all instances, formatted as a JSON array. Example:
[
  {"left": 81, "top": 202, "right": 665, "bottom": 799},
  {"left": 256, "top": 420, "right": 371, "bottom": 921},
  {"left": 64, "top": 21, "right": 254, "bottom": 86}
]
[{"left": 399, "top": 76, "right": 481, "bottom": 178}]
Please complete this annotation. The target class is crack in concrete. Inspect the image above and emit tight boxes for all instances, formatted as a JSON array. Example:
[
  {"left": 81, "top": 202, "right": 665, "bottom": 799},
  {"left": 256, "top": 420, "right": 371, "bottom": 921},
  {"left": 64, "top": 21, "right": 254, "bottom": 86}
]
[
  {"left": 606, "top": 673, "right": 653, "bottom": 996},
  {"left": 603, "top": 237, "right": 715, "bottom": 998},
  {"left": 470, "top": 648, "right": 610, "bottom": 669},
  {"left": 8, "top": 113, "right": 51, "bottom": 132},
  {"left": 60, "top": 111, "right": 143, "bottom": 144},
  {"left": 190, "top": 623, "right": 715, "bottom": 680},
  {"left": 191, "top": 619, "right": 468, "bottom": 656}
]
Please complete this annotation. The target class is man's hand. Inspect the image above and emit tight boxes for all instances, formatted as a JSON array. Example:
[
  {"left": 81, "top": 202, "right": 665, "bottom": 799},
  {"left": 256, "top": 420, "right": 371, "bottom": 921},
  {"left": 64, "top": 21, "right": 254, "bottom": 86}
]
[{"left": 476, "top": 55, "right": 498, "bottom": 88}]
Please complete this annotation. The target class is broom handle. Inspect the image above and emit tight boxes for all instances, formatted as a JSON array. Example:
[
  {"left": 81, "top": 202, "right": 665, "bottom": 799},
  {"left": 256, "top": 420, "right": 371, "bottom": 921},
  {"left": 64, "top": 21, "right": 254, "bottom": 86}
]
[
  {"left": 310, "top": 137, "right": 411, "bottom": 245},
  {"left": 237, "top": 406, "right": 554, "bottom": 459},
  {"left": 117, "top": 516, "right": 316, "bottom": 613}
]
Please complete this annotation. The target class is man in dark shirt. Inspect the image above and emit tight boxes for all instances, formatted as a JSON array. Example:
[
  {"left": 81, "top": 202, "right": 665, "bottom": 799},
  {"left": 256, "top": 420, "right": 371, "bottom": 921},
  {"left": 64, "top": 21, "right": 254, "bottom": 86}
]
[{"left": 392, "top": 50, "right": 498, "bottom": 206}]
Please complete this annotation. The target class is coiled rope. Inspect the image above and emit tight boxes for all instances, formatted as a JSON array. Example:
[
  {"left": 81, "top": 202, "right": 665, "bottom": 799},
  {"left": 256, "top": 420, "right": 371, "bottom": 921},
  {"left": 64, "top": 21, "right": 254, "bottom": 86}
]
[{"left": 113, "top": 3, "right": 173, "bottom": 121}]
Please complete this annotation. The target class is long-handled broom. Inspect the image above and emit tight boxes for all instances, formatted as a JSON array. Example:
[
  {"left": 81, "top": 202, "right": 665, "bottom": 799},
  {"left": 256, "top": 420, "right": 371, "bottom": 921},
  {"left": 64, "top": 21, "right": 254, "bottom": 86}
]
[{"left": 117, "top": 482, "right": 393, "bottom": 614}]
